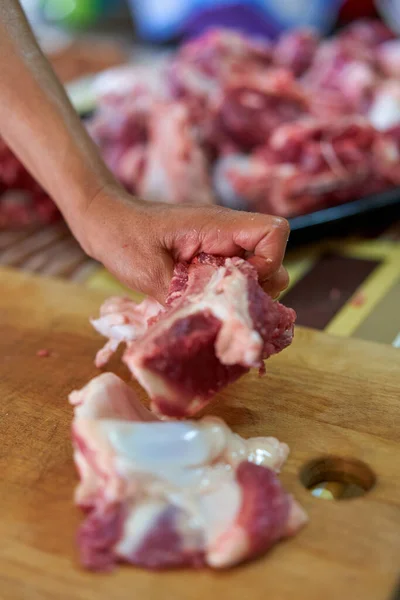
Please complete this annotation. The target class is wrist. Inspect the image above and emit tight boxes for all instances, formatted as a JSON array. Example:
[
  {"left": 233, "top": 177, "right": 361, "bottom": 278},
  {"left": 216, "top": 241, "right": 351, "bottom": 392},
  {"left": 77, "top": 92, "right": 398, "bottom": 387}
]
[{"left": 77, "top": 184, "right": 143, "bottom": 260}]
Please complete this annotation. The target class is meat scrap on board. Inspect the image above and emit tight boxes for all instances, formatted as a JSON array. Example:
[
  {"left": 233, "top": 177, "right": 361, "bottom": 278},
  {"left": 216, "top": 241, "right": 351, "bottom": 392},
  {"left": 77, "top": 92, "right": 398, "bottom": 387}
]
[
  {"left": 70, "top": 373, "right": 307, "bottom": 571},
  {"left": 91, "top": 253, "right": 296, "bottom": 418}
]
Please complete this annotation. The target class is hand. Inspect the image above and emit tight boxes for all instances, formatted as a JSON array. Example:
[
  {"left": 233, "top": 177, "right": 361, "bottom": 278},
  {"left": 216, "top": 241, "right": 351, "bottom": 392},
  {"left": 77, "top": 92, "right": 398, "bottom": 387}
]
[{"left": 81, "top": 186, "right": 290, "bottom": 304}]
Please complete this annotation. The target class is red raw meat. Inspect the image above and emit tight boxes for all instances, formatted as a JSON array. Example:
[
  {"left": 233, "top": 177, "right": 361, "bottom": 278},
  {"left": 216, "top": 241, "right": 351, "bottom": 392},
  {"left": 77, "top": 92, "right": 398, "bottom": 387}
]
[
  {"left": 265, "top": 117, "right": 391, "bottom": 215},
  {"left": 377, "top": 40, "right": 400, "bottom": 79},
  {"left": 167, "top": 27, "right": 271, "bottom": 105},
  {"left": 92, "top": 253, "right": 295, "bottom": 418},
  {"left": 272, "top": 28, "right": 320, "bottom": 77},
  {"left": 214, "top": 117, "right": 391, "bottom": 217},
  {"left": 373, "top": 125, "right": 400, "bottom": 185},
  {"left": 86, "top": 69, "right": 164, "bottom": 193},
  {"left": 214, "top": 69, "right": 309, "bottom": 151},
  {"left": 0, "top": 139, "right": 59, "bottom": 228},
  {"left": 303, "top": 20, "right": 396, "bottom": 119},
  {"left": 166, "top": 28, "right": 272, "bottom": 148},
  {"left": 70, "top": 372, "right": 306, "bottom": 571},
  {"left": 302, "top": 40, "right": 379, "bottom": 118}
]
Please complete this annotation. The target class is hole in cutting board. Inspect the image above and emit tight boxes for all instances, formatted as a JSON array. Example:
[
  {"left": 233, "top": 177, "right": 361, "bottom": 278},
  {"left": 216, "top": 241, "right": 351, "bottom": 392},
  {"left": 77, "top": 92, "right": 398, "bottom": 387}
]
[{"left": 300, "top": 456, "right": 376, "bottom": 500}]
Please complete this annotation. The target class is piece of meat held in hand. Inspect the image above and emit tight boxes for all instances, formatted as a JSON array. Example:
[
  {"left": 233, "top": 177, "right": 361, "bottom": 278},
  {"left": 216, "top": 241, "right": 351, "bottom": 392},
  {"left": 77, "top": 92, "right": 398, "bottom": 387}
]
[
  {"left": 91, "top": 254, "right": 296, "bottom": 417},
  {"left": 70, "top": 373, "right": 307, "bottom": 571},
  {"left": 124, "top": 255, "right": 296, "bottom": 417}
]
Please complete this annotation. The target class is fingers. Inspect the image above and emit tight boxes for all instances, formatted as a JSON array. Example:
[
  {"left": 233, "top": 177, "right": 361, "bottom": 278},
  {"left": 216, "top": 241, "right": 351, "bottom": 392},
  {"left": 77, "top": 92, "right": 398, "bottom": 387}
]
[
  {"left": 232, "top": 214, "right": 290, "bottom": 277},
  {"left": 261, "top": 265, "right": 290, "bottom": 299},
  {"left": 154, "top": 204, "right": 291, "bottom": 300},
  {"left": 228, "top": 214, "right": 290, "bottom": 295}
]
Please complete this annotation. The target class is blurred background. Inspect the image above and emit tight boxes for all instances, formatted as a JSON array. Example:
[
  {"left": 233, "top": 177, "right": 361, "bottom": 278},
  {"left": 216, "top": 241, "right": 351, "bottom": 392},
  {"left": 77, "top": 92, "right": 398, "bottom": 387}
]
[
  {"left": 1, "top": 0, "right": 399, "bottom": 347},
  {"left": 19, "top": 0, "right": 393, "bottom": 43},
  {"left": 19, "top": 0, "right": 398, "bottom": 83}
]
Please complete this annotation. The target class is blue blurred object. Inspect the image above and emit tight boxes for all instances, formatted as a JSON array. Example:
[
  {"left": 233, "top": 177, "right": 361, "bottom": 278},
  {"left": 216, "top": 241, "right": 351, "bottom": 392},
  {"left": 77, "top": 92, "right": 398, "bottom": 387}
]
[
  {"left": 377, "top": 0, "right": 400, "bottom": 34},
  {"left": 128, "top": 0, "right": 345, "bottom": 42}
]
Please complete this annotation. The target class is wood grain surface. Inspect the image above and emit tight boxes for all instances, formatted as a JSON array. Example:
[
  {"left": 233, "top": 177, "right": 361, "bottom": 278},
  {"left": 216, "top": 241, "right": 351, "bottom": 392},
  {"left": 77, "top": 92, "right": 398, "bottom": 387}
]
[{"left": 0, "top": 267, "right": 399, "bottom": 600}]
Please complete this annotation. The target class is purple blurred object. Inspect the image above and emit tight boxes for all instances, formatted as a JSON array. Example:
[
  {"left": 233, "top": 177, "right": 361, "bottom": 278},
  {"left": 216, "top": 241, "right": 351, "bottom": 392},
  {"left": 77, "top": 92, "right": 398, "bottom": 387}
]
[
  {"left": 128, "top": 0, "right": 345, "bottom": 43},
  {"left": 184, "top": 4, "right": 282, "bottom": 41}
]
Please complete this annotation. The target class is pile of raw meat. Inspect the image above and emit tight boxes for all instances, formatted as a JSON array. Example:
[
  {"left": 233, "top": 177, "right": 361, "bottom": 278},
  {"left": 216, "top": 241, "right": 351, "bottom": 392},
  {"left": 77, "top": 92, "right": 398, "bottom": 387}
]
[
  {"left": 2, "top": 19, "right": 400, "bottom": 228},
  {"left": 70, "top": 253, "right": 307, "bottom": 571},
  {"left": 88, "top": 19, "right": 400, "bottom": 217},
  {"left": 0, "top": 139, "right": 59, "bottom": 228}
]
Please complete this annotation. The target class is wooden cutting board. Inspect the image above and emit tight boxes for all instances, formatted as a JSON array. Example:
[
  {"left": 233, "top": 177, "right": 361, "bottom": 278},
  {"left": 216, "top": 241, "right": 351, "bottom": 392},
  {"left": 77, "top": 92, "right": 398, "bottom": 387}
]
[{"left": 0, "top": 267, "right": 399, "bottom": 600}]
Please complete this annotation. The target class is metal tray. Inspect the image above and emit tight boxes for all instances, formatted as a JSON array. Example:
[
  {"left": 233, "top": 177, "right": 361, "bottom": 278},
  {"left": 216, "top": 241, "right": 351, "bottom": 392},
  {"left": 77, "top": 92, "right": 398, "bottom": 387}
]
[{"left": 287, "top": 188, "right": 400, "bottom": 247}]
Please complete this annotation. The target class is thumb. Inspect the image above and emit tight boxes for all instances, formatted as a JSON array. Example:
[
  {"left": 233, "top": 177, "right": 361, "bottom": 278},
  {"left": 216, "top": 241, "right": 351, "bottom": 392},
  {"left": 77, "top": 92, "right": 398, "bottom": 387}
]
[{"left": 138, "top": 249, "right": 175, "bottom": 305}]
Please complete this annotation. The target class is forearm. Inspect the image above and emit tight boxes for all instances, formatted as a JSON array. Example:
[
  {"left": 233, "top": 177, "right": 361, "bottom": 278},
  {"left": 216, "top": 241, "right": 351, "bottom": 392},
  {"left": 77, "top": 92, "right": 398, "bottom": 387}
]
[{"left": 0, "top": 0, "right": 124, "bottom": 240}]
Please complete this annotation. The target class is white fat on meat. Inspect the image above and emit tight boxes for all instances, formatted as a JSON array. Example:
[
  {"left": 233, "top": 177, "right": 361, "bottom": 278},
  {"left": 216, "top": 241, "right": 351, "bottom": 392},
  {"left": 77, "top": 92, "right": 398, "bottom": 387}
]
[
  {"left": 138, "top": 102, "right": 215, "bottom": 206},
  {"left": 70, "top": 373, "right": 306, "bottom": 570},
  {"left": 92, "top": 64, "right": 167, "bottom": 104},
  {"left": 90, "top": 296, "right": 163, "bottom": 368},
  {"left": 368, "top": 81, "right": 400, "bottom": 131}
]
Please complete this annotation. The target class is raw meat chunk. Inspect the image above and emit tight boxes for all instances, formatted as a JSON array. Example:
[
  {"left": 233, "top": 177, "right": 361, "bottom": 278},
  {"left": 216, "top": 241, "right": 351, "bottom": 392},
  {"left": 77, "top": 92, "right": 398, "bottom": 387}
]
[
  {"left": 137, "top": 103, "right": 215, "bottom": 205},
  {"left": 215, "top": 117, "right": 390, "bottom": 217},
  {"left": 214, "top": 69, "right": 309, "bottom": 151},
  {"left": 373, "top": 125, "right": 400, "bottom": 185},
  {"left": 272, "top": 28, "right": 320, "bottom": 77},
  {"left": 302, "top": 40, "right": 379, "bottom": 118},
  {"left": 263, "top": 117, "right": 384, "bottom": 215},
  {"left": 165, "top": 28, "right": 273, "bottom": 151},
  {"left": 302, "top": 20, "right": 394, "bottom": 120},
  {"left": 92, "top": 254, "right": 296, "bottom": 417},
  {"left": 0, "top": 139, "right": 59, "bottom": 227},
  {"left": 86, "top": 69, "right": 165, "bottom": 193},
  {"left": 167, "top": 27, "right": 272, "bottom": 107},
  {"left": 70, "top": 373, "right": 307, "bottom": 571}
]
